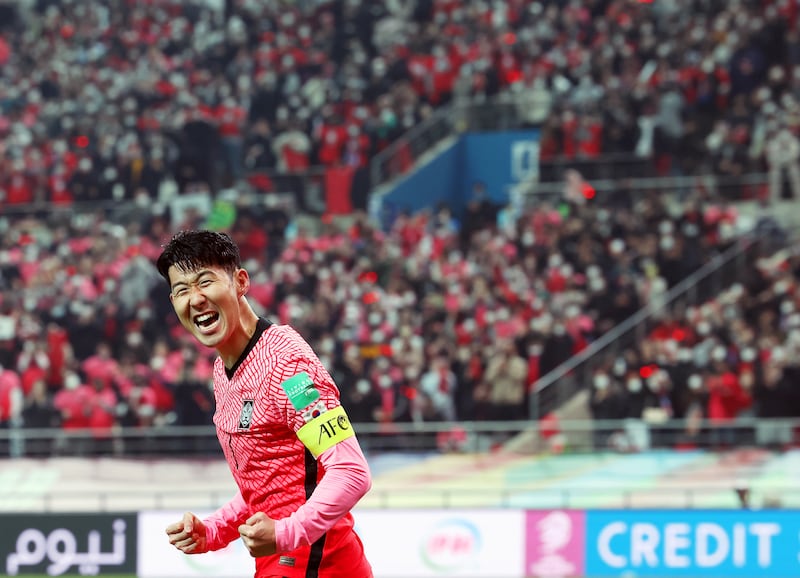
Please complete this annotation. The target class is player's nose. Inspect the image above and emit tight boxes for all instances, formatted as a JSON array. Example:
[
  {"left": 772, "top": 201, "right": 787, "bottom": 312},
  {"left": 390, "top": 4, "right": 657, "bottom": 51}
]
[{"left": 188, "top": 285, "right": 208, "bottom": 307}]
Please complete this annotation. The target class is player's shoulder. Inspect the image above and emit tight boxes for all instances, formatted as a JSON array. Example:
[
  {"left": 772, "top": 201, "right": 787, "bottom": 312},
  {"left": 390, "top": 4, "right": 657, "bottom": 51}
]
[
  {"left": 259, "top": 323, "right": 319, "bottom": 367},
  {"left": 261, "top": 323, "right": 309, "bottom": 352}
]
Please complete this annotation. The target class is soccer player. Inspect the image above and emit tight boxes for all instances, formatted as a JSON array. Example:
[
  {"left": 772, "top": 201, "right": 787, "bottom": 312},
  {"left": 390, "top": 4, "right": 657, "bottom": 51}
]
[{"left": 158, "top": 230, "right": 373, "bottom": 578}]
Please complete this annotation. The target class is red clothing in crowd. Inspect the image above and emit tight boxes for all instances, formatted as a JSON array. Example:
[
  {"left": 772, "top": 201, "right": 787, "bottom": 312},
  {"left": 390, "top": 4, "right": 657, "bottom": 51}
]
[
  {"left": 707, "top": 371, "right": 751, "bottom": 423},
  {"left": 0, "top": 369, "right": 22, "bottom": 423},
  {"left": 54, "top": 384, "right": 92, "bottom": 430}
]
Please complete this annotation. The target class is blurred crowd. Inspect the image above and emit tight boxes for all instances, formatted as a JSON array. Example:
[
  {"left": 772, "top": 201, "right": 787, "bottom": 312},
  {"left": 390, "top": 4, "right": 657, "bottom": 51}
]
[
  {"left": 0, "top": 0, "right": 800, "bottom": 456},
  {"left": 589, "top": 240, "right": 800, "bottom": 451},
  {"left": 2, "top": 0, "right": 800, "bottom": 207},
  {"left": 0, "top": 181, "right": 784, "bottom": 453}
]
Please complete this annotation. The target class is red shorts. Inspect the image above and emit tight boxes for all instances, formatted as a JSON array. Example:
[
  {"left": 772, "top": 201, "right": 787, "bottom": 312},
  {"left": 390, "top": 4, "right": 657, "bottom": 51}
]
[{"left": 255, "top": 517, "right": 372, "bottom": 578}]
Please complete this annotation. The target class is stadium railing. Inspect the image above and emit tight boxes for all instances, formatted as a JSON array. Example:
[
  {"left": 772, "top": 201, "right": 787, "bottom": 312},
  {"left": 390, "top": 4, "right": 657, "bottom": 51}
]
[
  {"left": 517, "top": 171, "right": 769, "bottom": 204},
  {"left": 1, "top": 416, "right": 799, "bottom": 512},
  {"left": 1, "top": 415, "right": 798, "bottom": 456}
]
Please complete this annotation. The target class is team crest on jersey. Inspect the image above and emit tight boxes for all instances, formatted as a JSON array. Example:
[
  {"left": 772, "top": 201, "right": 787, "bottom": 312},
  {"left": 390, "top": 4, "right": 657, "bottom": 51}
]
[{"left": 238, "top": 399, "right": 255, "bottom": 430}]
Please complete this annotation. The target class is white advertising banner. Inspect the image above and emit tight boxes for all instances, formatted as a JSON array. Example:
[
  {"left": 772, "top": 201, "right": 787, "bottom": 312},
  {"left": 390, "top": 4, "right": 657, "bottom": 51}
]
[
  {"left": 138, "top": 509, "right": 525, "bottom": 577},
  {"left": 354, "top": 508, "right": 526, "bottom": 577},
  {"left": 137, "top": 510, "right": 254, "bottom": 577}
]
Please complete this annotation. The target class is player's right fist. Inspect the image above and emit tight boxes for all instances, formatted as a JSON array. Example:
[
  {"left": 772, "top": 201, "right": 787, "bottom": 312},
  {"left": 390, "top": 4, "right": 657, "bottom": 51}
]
[{"left": 166, "top": 511, "right": 208, "bottom": 554}]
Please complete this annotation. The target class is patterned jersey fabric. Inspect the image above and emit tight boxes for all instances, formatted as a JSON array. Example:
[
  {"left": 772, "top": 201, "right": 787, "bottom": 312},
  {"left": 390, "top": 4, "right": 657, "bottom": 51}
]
[{"left": 212, "top": 318, "right": 371, "bottom": 578}]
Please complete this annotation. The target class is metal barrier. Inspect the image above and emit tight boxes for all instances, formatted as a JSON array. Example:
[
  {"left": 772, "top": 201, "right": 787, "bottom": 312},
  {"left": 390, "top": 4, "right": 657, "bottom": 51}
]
[
  {"left": 2, "top": 416, "right": 800, "bottom": 457},
  {"left": 2, "top": 485, "right": 797, "bottom": 513},
  {"left": 2, "top": 417, "right": 800, "bottom": 512},
  {"left": 522, "top": 172, "right": 769, "bottom": 204}
]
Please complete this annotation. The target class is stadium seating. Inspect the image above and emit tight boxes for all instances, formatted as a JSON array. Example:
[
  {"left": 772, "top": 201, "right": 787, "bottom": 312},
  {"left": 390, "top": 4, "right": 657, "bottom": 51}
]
[{"left": 0, "top": 0, "right": 799, "bottom": 460}]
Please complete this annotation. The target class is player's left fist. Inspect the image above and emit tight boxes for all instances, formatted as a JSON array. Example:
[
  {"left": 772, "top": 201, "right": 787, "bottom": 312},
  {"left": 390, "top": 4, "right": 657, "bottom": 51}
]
[{"left": 238, "top": 512, "right": 277, "bottom": 557}]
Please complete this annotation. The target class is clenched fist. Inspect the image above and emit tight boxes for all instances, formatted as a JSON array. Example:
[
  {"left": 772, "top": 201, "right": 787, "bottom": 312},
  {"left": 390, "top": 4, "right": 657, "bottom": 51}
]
[
  {"left": 238, "top": 511, "right": 277, "bottom": 557},
  {"left": 166, "top": 512, "right": 208, "bottom": 554}
]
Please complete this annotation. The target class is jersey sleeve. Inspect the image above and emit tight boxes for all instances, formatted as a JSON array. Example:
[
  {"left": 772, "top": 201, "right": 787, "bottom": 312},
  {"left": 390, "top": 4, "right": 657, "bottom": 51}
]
[
  {"left": 203, "top": 491, "right": 249, "bottom": 551},
  {"left": 274, "top": 435, "right": 371, "bottom": 551},
  {"left": 271, "top": 354, "right": 356, "bottom": 458}
]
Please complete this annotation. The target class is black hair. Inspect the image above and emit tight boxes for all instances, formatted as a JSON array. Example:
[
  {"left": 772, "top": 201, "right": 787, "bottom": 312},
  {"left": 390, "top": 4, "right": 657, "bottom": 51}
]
[{"left": 156, "top": 230, "right": 242, "bottom": 283}]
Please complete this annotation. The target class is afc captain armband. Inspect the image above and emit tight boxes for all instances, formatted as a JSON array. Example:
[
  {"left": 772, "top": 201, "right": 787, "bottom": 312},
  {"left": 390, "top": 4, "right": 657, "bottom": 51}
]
[{"left": 296, "top": 405, "right": 355, "bottom": 458}]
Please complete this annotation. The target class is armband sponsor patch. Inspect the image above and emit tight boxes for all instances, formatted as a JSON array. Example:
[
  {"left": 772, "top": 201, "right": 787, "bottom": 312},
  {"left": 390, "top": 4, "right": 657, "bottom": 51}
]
[
  {"left": 280, "top": 371, "right": 320, "bottom": 411},
  {"left": 297, "top": 405, "right": 355, "bottom": 458}
]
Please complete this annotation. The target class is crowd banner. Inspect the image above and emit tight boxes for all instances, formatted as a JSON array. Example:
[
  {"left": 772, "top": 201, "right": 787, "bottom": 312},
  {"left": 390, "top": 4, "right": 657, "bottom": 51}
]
[{"left": 1, "top": 513, "right": 137, "bottom": 576}]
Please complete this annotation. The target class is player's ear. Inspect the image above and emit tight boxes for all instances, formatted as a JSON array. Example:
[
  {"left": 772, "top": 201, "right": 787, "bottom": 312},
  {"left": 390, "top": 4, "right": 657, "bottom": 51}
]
[{"left": 234, "top": 268, "right": 250, "bottom": 297}]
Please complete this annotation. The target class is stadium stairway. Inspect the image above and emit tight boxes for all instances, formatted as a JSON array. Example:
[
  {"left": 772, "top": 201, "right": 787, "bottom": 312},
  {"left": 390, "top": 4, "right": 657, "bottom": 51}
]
[{"left": 500, "top": 389, "right": 593, "bottom": 455}]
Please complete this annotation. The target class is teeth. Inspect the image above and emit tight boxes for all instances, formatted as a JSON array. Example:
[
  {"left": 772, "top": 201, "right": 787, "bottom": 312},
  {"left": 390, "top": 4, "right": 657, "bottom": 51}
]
[{"left": 196, "top": 313, "right": 215, "bottom": 324}]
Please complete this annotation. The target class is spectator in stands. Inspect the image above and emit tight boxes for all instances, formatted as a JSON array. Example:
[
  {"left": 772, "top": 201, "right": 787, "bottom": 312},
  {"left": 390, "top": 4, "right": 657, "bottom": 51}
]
[
  {"left": 0, "top": 363, "right": 22, "bottom": 456},
  {"left": 475, "top": 338, "right": 528, "bottom": 421},
  {"left": 20, "top": 377, "right": 59, "bottom": 455},
  {"left": 754, "top": 349, "right": 797, "bottom": 449},
  {"left": 589, "top": 371, "right": 628, "bottom": 449},
  {"left": 765, "top": 124, "right": 800, "bottom": 202},
  {"left": 418, "top": 354, "right": 457, "bottom": 422}
]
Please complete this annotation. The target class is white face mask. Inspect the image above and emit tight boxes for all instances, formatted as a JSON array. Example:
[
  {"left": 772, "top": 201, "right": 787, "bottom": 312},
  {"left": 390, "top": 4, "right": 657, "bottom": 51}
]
[
  {"left": 593, "top": 374, "right": 610, "bottom": 390},
  {"left": 356, "top": 379, "right": 371, "bottom": 395},
  {"left": 64, "top": 373, "right": 81, "bottom": 391}
]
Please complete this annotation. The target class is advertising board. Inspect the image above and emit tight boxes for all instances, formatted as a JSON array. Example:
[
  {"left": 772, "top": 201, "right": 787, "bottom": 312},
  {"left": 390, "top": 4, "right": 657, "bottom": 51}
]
[
  {"left": 1, "top": 513, "right": 137, "bottom": 576},
  {"left": 355, "top": 509, "right": 525, "bottom": 577},
  {"left": 136, "top": 510, "right": 254, "bottom": 578},
  {"left": 585, "top": 509, "right": 800, "bottom": 578}
]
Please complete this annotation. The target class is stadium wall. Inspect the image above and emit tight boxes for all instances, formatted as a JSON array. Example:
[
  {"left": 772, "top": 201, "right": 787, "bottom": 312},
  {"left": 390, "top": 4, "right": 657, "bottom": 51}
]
[
  {"left": 374, "top": 129, "right": 540, "bottom": 222},
  {"left": 2, "top": 508, "right": 799, "bottom": 578}
]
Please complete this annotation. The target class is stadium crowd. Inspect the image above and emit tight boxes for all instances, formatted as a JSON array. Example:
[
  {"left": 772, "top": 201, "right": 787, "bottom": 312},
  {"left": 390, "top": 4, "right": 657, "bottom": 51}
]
[
  {"left": 0, "top": 0, "right": 799, "bottom": 455},
  {"left": 589, "top": 239, "right": 800, "bottom": 450},
  {"left": 0, "top": 183, "right": 797, "bottom": 453},
  {"left": 1, "top": 0, "right": 800, "bottom": 206}
]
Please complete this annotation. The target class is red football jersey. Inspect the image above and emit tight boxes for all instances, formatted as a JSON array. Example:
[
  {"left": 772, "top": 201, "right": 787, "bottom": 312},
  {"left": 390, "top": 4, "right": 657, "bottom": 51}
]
[{"left": 212, "top": 318, "right": 371, "bottom": 577}]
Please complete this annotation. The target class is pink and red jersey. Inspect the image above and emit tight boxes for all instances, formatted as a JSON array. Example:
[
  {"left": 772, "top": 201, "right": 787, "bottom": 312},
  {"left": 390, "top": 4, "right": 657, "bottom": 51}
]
[{"left": 211, "top": 318, "right": 371, "bottom": 577}]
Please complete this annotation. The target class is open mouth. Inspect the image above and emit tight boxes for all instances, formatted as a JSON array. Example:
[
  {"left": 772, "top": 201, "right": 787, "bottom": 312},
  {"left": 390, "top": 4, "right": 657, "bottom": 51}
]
[{"left": 194, "top": 312, "right": 220, "bottom": 330}]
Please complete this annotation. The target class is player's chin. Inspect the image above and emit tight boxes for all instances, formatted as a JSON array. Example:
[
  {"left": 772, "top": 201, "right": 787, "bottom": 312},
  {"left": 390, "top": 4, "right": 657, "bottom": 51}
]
[{"left": 191, "top": 325, "right": 223, "bottom": 346}]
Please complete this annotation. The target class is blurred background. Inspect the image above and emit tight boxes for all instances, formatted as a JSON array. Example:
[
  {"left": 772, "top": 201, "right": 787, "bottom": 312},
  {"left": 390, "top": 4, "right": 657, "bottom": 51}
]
[{"left": 1, "top": 0, "right": 800, "bottom": 576}]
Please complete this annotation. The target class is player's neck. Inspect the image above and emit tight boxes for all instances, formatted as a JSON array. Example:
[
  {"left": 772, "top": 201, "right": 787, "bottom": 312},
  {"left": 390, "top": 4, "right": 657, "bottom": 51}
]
[{"left": 218, "top": 307, "right": 261, "bottom": 370}]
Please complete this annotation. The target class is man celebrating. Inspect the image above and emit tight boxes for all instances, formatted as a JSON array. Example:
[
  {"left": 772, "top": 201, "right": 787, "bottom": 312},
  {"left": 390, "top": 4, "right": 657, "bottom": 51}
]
[{"left": 158, "top": 230, "right": 373, "bottom": 578}]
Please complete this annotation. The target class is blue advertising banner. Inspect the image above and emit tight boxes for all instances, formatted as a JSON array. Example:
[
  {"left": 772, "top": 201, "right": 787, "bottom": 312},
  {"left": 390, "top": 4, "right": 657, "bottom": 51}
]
[
  {"left": 585, "top": 510, "right": 800, "bottom": 578},
  {"left": 461, "top": 131, "right": 540, "bottom": 207},
  {"left": 375, "top": 129, "right": 540, "bottom": 225}
]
